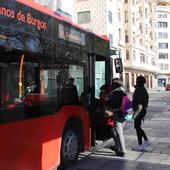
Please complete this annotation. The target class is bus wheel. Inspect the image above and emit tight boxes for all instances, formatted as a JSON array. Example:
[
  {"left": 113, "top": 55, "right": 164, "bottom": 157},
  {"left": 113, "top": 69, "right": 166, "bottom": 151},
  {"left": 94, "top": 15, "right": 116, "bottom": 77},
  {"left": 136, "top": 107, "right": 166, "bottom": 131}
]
[{"left": 61, "top": 128, "right": 79, "bottom": 168}]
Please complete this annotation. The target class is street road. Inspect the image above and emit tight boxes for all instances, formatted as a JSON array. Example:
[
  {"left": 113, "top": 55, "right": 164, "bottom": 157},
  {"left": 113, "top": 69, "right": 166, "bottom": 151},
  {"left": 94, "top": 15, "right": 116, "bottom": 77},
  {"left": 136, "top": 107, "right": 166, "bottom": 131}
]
[{"left": 66, "top": 91, "right": 170, "bottom": 170}]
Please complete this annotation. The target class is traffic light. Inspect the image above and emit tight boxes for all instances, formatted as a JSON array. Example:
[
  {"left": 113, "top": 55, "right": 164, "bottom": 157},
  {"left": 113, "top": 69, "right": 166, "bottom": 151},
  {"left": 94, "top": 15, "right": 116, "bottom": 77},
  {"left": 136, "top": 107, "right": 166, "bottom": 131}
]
[{"left": 114, "top": 58, "right": 123, "bottom": 73}]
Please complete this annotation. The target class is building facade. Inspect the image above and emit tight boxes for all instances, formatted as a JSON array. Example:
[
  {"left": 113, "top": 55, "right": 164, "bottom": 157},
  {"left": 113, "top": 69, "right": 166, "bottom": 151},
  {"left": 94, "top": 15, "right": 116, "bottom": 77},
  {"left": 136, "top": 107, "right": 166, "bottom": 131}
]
[
  {"left": 28, "top": 0, "right": 162, "bottom": 92},
  {"left": 73, "top": 0, "right": 122, "bottom": 78},
  {"left": 27, "top": 0, "right": 72, "bottom": 19},
  {"left": 156, "top": 0, "right": 170, "bottom": 89},
  {"left": 73, "top": 0, "right": 158, "bottom": 92},
  {"left": 120, "top": 0, "right": 158, "bottom": 92},
  {"left": 33, "top": 0, "right": 61, "bottom": 11}
]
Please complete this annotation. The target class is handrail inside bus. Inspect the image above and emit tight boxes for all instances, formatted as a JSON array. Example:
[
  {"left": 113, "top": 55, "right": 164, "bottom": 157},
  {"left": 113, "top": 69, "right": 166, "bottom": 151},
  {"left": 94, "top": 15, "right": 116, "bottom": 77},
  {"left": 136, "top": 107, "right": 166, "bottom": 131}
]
[{"left": 19, "top": 54, "right": 24, "bottom": 98}]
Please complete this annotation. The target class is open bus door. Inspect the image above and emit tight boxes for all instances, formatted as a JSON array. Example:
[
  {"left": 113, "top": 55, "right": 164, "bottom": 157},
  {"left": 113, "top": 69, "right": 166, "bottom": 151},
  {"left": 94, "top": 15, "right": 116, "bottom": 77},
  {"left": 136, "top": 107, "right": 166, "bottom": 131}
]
[{"left": 89, "top": 54, "right": 113, "bottom": 146}]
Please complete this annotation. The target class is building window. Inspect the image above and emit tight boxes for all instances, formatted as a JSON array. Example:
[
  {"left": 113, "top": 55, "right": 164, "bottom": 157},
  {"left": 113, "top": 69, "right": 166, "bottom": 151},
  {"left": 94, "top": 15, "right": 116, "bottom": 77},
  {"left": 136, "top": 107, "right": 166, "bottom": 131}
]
[
  {"left": 145, "top": 24, "right": 148, "bottom": 34},
  {"left": 140, "top": 38, "right": 143, "bottom": 46},
  {"left": 126, "top": 50, "right": 129, "bottom": 60},
  {"left": 125, "top": 11, "right": 128, "bottom": 23},
  {"left": 125, "top": 30, "right": 129, "bottom": 43},
  {"left": 139, "top": 23, "right": 142, "bottom": 33},
  {"left": 145, "top": 8, "right": 147, "bottom": 18},
  {"left": 159, "top": 53, "right": 168, "bottom": 59},
  {"left": 140, "top": 53, "right": 145, "bottom": 63},
  {"left": 118, "top": 10, "right": 121, "bottom": 22},
  {"left": 133, "top": 32, "right": 135, "bottom": 44},
  {"left": 158, "top": 43, "right": 168, "bottom": 49},
  {"left": 150, "top": 45, "right": 153, "bottom": 50},
  {"left": 159, "top": 63, "right": 169, "bottom": 70},
  {"left": 139, "top": 6, "right": 142, "bottom": 17},
  {"left": 157, "top": 14, "right": 167, "bottom": 18},
  {"left": 78, "top": 11, "right": 90, "bottom": 24},
  {"left": 151, "top": 58, "right": 156, "bottom": 66},
  {"left": 149, "top": 19, "right": 152, "bottom": 26},
  {"left": 150, "top": 32, "right": 153, "bottom": 39},
  {"left": 158, "top": 22, "right": 168, "bottom": 28},
  {"left": 109, "top": 34, "right": 113, "bottom": 46},
  {"left": 108, "top": 11, "right": 112, "bottom": 24},
  {"left": 131, "top": 73, "right": 135, "bottom": 87},
  {"left": 132, "top": 17, "right": 135, "bottom": 25},
  {"left": 58, "top": 9, "right": 72, "bottom": 19},
  {"left": 158, "top": 32, "right": 168, "bottom": 39},
  {"left": 119, "top": 28, "right": 122, "bottom": 40},
  {"left": 133, "top": 50, "right": 136, "bottom": 60},
  {"left": 132, "top": 0, "right": 135, "bottom": 5}
]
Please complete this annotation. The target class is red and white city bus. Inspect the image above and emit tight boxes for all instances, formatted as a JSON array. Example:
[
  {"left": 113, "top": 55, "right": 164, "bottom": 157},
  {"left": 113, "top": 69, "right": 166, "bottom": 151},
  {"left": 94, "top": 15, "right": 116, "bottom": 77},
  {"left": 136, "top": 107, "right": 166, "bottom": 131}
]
[{"left": 0, "top": 0, "right": 112, "bottom": 170}]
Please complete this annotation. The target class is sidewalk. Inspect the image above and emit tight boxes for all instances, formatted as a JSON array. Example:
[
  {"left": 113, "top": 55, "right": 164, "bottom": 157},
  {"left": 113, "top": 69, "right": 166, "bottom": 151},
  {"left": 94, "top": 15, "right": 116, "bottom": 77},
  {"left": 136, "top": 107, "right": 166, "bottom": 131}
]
[
  {"left": 66, "top": 104, "right": 170, "bottom": 170},
  {"left": 123, "top": 107, "right": 170, "bottom": 165},
  {"left": 92, "top": 105, "right": 170, "bottom": 166}
]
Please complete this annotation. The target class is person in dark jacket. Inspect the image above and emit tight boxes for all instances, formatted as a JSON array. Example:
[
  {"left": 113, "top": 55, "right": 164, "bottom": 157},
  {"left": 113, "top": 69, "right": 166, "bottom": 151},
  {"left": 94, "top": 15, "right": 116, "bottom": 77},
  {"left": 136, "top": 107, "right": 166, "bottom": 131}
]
[
  {"left": 99, "top": 84, "right": 115, "bottom": 127},
  {"left": 132, "top": 75, "right": 151, "bottom": 151},
  {"left": 106, "top": 78, "right": 126, "bottom": 157},
  {"left": 62, "top": 77, "right": 79, "bottom": 104}
]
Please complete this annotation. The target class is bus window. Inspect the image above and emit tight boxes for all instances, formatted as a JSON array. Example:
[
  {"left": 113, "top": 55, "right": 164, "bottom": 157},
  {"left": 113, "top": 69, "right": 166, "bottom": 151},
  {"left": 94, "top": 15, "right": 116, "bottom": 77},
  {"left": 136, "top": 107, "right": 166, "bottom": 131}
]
[
  {"left": 25, "top": 63, "right": 39, "bottom": 94},
  {"left": 76, "top": 77, "right": 83, "bottom": 97},
  {"left": 95, "top": 61, "right": 106, "bottom": 98},
  {"left": 0, "top": 62, "right": 20, "bottom": 109},
  {"left": 69, "top": 65, "right": 84, "bottom": 98},
  {"left": 40, "top": 64, "right": 84, "bottom": 104},
  {"left": 0, "top": 55, "right": 86, "bottom": 123},
  {"left": 0, "top": 63, "right": 9, "bottom": 107}
]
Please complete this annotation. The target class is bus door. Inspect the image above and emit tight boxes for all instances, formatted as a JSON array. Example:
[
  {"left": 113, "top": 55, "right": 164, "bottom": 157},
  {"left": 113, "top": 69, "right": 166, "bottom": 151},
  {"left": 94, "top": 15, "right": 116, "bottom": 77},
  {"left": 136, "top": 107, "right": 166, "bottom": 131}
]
[{"left": 90, "top": 54, "right": 112, "bottom": 144}]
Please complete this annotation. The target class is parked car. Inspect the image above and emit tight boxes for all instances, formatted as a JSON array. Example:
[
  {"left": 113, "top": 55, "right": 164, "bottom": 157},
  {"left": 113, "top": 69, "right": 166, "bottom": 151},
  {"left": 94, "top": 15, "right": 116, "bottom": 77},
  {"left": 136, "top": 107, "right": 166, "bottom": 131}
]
[{"left": 165, "top": 84, "right": 170, "bottom": 91}]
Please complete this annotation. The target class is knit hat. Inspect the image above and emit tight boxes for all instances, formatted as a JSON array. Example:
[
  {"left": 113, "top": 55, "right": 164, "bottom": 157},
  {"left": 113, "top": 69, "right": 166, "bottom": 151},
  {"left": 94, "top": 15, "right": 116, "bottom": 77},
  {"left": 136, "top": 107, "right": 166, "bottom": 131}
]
[{"left": 112, "top": 78, "right": 122, "bottom": 90}]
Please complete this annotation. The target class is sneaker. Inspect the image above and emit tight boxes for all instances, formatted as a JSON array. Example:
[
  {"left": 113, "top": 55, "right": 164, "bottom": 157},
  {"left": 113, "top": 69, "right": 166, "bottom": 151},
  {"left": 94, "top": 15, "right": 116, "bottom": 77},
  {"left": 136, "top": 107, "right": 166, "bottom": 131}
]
[
  {"left": 110, "top": 145, "right": 117, "bottom": 151},
  {"left": 132, "top": 144, "right": 144, "bottom": 151},
  {"left": 143, "top": 140, "right": 151, "bottom": 147},
  {"left": 116, "top": 151, "right": 125, "bottom": 157},
  {"left": 110, "top": 146, "right": 125, "bottom": 157}
]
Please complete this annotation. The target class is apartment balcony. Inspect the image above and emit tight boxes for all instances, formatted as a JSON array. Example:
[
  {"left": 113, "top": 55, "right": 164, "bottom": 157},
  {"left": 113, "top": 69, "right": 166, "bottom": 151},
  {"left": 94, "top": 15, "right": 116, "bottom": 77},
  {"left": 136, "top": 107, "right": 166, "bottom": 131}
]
[
  {"left": 125, "top": 61, "right": 159, "bottom": 74},
  {"left": 158, "top": 0, "right": 170, "bottom": 3},
  {"left": 158, "top": 0, "right": 170, "bottom": 5}
]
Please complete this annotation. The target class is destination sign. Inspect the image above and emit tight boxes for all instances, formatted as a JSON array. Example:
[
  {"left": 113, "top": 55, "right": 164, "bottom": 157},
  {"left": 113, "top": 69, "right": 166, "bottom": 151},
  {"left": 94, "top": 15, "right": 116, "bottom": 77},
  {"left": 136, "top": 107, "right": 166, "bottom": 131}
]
[{"left": 0, "top": 6, "right": 47, "bottom": 30}]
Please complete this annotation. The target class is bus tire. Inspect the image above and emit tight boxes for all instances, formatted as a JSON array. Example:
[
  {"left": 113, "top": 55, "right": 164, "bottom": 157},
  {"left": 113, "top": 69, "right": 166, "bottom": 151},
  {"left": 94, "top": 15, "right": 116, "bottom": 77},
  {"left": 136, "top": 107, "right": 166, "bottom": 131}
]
[{"left": 60, "top": 127, "right": 79, "bottom": 169}]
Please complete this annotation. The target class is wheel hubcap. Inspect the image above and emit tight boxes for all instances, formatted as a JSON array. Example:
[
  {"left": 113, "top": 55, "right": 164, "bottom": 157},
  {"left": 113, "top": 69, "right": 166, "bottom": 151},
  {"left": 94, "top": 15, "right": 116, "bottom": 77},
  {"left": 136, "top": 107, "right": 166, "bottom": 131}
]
[{"left": 62, "top": 130, "right": 78, "bottom": 162}]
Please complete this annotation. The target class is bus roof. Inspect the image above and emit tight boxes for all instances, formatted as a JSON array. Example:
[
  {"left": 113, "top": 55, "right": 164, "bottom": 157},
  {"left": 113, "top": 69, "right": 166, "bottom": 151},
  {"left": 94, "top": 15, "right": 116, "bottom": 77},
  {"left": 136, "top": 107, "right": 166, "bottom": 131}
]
[{"left": 16, "top": 0, "right": 109, "bottom": 41}]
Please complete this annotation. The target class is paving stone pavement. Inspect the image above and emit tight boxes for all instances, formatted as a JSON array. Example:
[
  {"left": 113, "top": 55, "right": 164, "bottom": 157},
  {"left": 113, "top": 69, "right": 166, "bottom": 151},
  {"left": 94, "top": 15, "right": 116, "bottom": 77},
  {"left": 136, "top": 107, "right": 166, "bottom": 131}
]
[
  {"left": 118, "top": 107, "right": 170, "bottom": 166},
  {"left": 66, "top": 104, "right": 170, "bottom": 170},
  {"left": 66, "top": 156, "right": 170, "bottom": 170}
]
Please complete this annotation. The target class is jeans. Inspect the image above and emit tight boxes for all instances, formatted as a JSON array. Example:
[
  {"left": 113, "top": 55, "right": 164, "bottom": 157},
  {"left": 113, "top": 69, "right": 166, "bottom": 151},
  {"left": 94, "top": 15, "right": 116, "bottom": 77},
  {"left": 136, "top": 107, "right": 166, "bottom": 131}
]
[{"left": 110, "top": 121, "right": 126, "bottom": 153}]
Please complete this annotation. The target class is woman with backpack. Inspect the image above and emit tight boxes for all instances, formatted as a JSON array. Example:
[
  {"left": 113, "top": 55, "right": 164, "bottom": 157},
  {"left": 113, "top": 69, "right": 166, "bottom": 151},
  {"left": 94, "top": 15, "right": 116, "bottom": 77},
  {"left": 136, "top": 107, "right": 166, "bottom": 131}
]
[{"left": 106, "top": 78, "right": 127, "bottom": 157}]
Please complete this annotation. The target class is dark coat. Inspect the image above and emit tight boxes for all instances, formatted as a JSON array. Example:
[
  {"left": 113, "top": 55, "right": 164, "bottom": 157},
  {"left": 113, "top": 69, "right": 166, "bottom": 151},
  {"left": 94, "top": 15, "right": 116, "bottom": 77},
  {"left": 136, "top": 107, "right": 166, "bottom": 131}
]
[
  {"left": 62, "top": 82, "right": 79, "bottom": 104},
  {"left": 132, "top": 85, "right": 149, "bottom": 111},
  {"left": 106, "top": 88, "right": 125, "bottom": 110}
]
